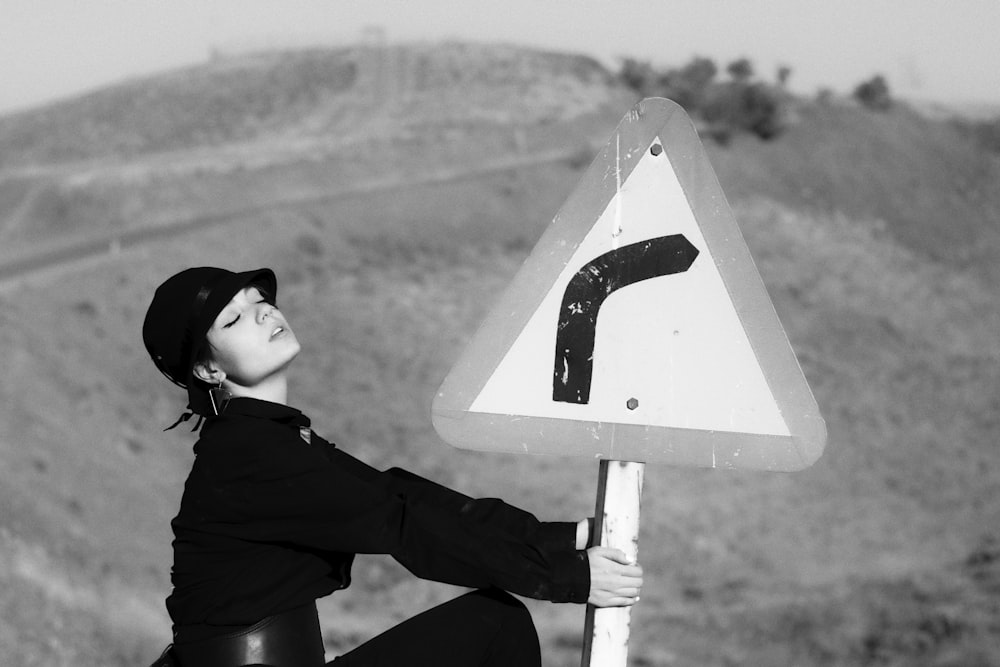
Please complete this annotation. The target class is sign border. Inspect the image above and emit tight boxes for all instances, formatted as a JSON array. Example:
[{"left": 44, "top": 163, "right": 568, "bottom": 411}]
[{"left": 432, "top": 98, "right": 826, "bottom": 471}]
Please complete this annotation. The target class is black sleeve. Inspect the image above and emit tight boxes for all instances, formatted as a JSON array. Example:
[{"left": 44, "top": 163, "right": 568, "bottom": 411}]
[
  {"left": 212, "top": 438, "right": 589, "bottom": 603},
  {"left": 378, "top": 465, "right": 578, "bottom": 554},
  {"left": 310, "top": 434, "right": 579, "bottom": 556}
]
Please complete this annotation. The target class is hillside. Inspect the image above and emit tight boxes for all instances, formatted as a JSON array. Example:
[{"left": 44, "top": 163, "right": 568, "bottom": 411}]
[
  {"left": 0, "top": 43, "right": 998, "bottom": 666},
  {"left": 708, "top": 101, "right": 1000, "bottom": 285},
  {"left": 0, "top": 43, "right": 626, "bottom": 267},
  {"left": 0, "top": 43, "right": 618, "bottom": 167}
]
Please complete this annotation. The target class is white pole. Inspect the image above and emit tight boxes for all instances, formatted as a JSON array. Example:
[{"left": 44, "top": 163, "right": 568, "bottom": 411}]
[{"left": 582, "top": 459, "right": 645, "bottom": 666}]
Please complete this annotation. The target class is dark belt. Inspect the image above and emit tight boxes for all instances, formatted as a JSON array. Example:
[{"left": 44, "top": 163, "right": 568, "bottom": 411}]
[{"left": 173, "top": 602, "right": 326, "bottom": 667}]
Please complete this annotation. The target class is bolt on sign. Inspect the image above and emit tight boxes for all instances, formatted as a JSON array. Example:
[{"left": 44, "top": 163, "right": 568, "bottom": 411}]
[{"left": 433, "top": 98, "right": 826, "bottom": 471}]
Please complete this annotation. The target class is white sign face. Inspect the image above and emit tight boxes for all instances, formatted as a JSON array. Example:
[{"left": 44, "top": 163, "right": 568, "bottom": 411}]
[
  {"left": 469, "top": 136, "right": 789, "bottom": 437},
  {"left": 433, "top": 99, "right": 826, "bottom": 471}
]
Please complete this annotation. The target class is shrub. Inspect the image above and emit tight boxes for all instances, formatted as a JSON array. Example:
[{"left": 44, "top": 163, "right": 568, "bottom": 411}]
[
  {"left": 776, "top": 65, "right": 792, "bottom": 88},
  {"left": 614, "top": 55, "right": 788, "bottom": 143},
  {"left": 854, "top": 75, "right": 893, "bottom": 111},
  {"left": 657, "top": 56, "right": 718, "bottom": 110},
  {"left": 617, "top": 57, "right": 657, "bottom": 96},
  {"left": 727, "top": 58, "right": 755, "bottom": 82},
  {"left": 616, "top": 55, "right": 718, "bottom": 110},
  {"left": 702, "top": 82, "right": 788, "bottom": 140}
]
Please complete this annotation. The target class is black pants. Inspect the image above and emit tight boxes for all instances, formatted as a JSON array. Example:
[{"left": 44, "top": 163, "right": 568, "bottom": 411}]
[
  {"left": 330, "top": 588, "right": 541, "bottom": 667},
  {"left": 172, "top": 589, "right": 540, "bottom": 667}
]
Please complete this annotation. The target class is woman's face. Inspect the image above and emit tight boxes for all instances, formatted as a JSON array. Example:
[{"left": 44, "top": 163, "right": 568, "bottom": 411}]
[{"left": 201, "top": 285, "right": 301, "bottom": 389}]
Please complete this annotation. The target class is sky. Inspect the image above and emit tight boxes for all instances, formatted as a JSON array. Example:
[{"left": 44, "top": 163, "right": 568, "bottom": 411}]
[{"left": 3, "top": 0, "right": 1000, "bottom": 115}]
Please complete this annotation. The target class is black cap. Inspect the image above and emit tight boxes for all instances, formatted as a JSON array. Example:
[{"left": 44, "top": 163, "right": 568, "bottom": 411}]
[{"left": 143, "top": 267, "right": 277, "bottom": 417}]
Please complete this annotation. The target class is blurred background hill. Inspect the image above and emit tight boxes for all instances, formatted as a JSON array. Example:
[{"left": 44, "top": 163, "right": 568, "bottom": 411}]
[{"left": 0, "top": 41, "right": 998, "bottom": 666}]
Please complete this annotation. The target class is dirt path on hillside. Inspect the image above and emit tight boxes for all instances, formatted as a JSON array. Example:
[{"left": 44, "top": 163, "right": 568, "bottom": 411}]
[{"left": 0, "top": 144, "right": 592, "bottom": 287}]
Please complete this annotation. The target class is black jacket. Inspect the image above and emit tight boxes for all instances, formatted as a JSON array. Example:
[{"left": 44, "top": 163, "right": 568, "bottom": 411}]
[{"left": 166, "top": 397, "right": 590, "bottom": 633}]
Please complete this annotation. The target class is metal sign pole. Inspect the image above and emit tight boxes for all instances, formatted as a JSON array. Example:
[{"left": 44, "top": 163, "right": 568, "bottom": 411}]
[{"left": 581, "top": 459, "right": 645, "bottom": 666}]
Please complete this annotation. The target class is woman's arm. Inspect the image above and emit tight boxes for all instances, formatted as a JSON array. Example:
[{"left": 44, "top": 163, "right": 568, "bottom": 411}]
[
  {"left": 216, "top": 434, "right": 640, "bottom": 606},
  {"left": 216, "top": 441, "right": 590, "bottom": 602},
  {"left": 383, "top": 471, "right": 642, "bottom": 607},
  {"left": 379, "top": 466, "right": 578, "bottom": 552}
]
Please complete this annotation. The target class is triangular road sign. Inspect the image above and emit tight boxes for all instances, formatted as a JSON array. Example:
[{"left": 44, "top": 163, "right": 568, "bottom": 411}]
[{"left": 432, "top": 98, "right": 826, "bottom": 471}]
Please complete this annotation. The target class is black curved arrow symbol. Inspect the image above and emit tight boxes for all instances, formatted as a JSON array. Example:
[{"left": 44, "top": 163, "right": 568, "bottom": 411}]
[{"left": 552, "top": 234, "right": 699, "bottom": 404}]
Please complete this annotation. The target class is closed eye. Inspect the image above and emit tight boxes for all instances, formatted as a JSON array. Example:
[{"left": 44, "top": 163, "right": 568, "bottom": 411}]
[{"left": 223, "top": 314, "right": 240, "bottom": 328}]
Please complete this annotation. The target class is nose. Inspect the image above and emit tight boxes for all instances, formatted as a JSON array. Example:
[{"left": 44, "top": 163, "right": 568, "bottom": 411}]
[{"left": 257, "top": 302, "right": 274, "bottom": 324}]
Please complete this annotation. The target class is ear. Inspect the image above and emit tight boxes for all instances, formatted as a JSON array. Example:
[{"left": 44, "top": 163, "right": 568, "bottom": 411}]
[{"left": 192, "top": 360, "right": 224, "bottom": 385}]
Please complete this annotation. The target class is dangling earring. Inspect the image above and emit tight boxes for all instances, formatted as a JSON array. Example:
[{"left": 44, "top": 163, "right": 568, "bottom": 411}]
[{"left": 209, "top": 379, "right": 231, "bottom": 416}]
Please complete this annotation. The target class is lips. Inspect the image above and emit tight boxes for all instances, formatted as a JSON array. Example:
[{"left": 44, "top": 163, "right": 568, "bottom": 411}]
[{"left": 270, "top": 325, "right": 287, "bottom": 340}]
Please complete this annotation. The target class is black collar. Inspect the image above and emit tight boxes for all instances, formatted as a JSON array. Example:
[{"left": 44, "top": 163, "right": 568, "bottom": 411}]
[{"left": 218, "top": 397, "right": 311, "bottom": 429}]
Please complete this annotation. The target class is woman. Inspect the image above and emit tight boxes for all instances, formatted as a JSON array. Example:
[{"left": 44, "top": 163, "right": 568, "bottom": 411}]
[{"left": 143, "top": 266, "right": 643, "bottom": 666}]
